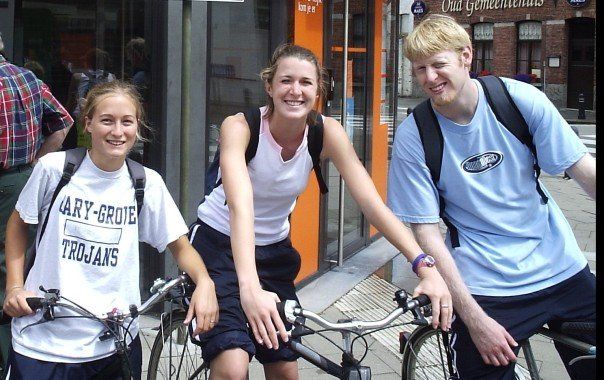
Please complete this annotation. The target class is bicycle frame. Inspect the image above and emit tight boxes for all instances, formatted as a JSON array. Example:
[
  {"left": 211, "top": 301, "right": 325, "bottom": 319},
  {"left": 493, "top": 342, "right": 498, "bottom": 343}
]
[
  {"left": 280, "top": 289, "right": 430, "bottom": 380},
  {"left": 520, "top": 326, "right": 596, "bottom": 380}
]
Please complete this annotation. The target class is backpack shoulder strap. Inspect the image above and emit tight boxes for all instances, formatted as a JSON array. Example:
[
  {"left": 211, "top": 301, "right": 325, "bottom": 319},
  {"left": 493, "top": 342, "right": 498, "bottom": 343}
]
[
  {"left": 28, "top": 148, "right": 87, "bottom": 278},
  {"left": 125, "top": 157, "right": 146, "bottom": 215},
  {"left": 412, "top": 100, "right": 460, "bottom": 248},
  {"left": 243, "top": 107, "right": 262, "bottom": 164},
  {"left": 477, "top": 75, "right": 548, "bottom": 204},
  {"left": 307, "top": 111, "right": 328, "bottom": 194},
  {"left": 38, "top": 147, "right": 87, "bottom": 242},
  {"left": 413, "top": 99, "right": 444, "bottom": 184},
  {"left": 477, "top": 76, "right": 534, "bottom": 153}
]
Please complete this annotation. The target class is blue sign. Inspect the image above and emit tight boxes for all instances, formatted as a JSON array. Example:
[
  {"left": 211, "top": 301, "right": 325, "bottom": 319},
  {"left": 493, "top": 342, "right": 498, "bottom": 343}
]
[
  {"left": 411, "top": 0, "right": 427, "bottom": 17},
  {"left": 566, "top": 0, "right": 589, "bottom": 7}
]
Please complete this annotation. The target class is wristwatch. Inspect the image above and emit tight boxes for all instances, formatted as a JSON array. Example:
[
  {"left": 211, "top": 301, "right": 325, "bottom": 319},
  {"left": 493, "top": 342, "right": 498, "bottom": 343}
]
[{"left": 411, "top": 253, "right": 436, "bottom": 276}]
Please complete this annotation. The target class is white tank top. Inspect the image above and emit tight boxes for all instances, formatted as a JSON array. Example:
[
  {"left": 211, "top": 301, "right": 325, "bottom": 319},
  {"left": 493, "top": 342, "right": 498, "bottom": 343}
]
[{"left": 197, "top": 106, "right": 315, "bottom": 245}]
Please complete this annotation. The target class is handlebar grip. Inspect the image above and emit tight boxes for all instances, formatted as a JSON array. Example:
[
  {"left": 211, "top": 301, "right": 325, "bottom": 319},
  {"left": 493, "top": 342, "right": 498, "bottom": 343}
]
[
  {"left": 561, "top": 321, "right": 596, "bottom": 335},
  {"left": 26, "top": 297, "right": 44, "bottom": 310},
  {"left": 413, "top": 294, "right": 431, "bottom": 308},
  {"left": 276, "top": 302, "right": 286, "bottom": 322}
]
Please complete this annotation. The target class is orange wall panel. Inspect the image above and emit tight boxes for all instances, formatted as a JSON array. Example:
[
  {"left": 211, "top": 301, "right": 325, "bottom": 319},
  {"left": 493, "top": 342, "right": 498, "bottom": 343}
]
[{"left": 291, "top": 0, "right": 324, "bottom": 282}]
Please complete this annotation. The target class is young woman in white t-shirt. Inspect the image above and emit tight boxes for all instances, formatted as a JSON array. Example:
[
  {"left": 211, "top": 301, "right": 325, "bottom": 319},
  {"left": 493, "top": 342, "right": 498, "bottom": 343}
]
[
  {"left": 3, "top": 81, "right": 218, "bottom": 379},
  {"left": 191, "top": 43, "right": 453, "bottom": 380}
]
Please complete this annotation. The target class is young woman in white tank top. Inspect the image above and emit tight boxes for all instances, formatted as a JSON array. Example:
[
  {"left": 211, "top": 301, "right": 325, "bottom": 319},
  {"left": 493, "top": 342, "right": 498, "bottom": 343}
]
[{"left": 191, "top": 44, "right": 453, "bottom": 380}]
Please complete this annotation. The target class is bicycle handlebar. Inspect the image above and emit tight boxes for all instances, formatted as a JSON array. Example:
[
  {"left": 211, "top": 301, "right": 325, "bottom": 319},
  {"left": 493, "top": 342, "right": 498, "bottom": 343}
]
[
  {"left": 277, "top": 291, "right": 430, "bottom": 333},
  {"left": 23, "top": 274, "right": 191, "bottom": 322}
]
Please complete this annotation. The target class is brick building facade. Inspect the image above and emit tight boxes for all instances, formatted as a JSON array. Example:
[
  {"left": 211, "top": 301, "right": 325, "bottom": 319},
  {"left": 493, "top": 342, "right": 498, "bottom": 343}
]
[{"left": 410, "top": 0, "right": 595, "bottom": 109}]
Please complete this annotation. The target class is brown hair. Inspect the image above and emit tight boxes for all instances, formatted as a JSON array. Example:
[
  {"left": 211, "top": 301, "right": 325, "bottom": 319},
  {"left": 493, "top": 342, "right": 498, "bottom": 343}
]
[
  {"left": 80, "top": 80, "right": 151, "bottom": 142},
  {"left": 260, "top": 43, "right": 327, "bottom": 120}
]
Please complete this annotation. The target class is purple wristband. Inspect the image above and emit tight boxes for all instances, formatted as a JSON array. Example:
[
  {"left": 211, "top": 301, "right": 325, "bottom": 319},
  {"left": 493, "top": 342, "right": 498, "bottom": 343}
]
[{"left": 411, "top": 253, "right": 428, "bottom": 275}]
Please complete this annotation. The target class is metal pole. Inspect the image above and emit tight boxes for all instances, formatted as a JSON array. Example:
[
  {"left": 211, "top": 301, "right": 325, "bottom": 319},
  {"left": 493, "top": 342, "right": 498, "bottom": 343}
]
[
  {"left": 337, "top": 0, "right": 350, "bottom": 267},
  {"left": 180, "top": 0, "right": 191, "bottom": 216}
]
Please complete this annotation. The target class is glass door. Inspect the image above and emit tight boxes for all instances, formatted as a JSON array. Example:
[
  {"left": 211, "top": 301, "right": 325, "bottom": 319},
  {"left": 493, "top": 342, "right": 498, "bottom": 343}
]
[{"left": 322, "top": 0, "right": 370, "bottom": 264}]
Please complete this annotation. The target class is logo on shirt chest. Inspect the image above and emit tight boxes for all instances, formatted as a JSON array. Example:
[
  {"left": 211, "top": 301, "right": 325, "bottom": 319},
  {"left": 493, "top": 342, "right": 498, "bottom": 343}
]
[{"left": 461, "top": 151, "right": 504, "bottom": 173}]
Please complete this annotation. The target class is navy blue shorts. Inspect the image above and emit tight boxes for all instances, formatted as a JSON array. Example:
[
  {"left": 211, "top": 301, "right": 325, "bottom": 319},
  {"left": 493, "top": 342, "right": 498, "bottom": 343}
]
[
  {"left": 6, "top": 335, "right": 142, "bottom": 380},
  {"left": 450, "top": 265, "right": 596, "bottom": 380},
  {"left": 189, "top": 220, "right": 301, "bottom": 365}
]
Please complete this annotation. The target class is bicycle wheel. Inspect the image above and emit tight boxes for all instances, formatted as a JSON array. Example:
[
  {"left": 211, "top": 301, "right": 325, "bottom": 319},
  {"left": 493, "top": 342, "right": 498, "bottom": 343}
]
[
  {"left": 401, "top": 326, "right": 453, "bottom": 380},
  {"left": 147, "top": 311, "right": 208, "bottom": 380}
]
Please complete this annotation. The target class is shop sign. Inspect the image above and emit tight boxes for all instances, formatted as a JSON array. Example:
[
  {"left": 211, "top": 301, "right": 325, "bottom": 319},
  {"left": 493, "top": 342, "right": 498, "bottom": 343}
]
[
  {"left": 442, "top": 0, "right": 545, "bottom": 17},
  {"left": 411, "top": 0, "right": 428, "bottom": 17},
  {"left": 566, "top": 0, "right": 589, "bottom": 7},
  {"left": 296, "top": 0, "right": 322, "bottom": 14}
]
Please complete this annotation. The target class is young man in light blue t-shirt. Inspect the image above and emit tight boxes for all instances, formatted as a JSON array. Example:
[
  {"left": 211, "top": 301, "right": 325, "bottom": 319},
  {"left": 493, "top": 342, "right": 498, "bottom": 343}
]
[{"left": 387, "top": 15, "right": 596, "bottom": 380}]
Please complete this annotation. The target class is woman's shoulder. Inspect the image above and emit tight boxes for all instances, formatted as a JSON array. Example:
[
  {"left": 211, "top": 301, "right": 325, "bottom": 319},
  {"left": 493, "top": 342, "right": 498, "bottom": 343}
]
[{"left": 37, "top": 151, "right": 67, "bottom": 174}]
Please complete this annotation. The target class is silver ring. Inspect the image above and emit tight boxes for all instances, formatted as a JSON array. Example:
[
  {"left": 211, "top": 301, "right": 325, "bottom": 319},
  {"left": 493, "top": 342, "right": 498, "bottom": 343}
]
[
  {"left": 210, "top": 320, "right": 215, "bottom": 324},
  {"left": 440, "top": 305, "right": 450, "bottom": 308}
]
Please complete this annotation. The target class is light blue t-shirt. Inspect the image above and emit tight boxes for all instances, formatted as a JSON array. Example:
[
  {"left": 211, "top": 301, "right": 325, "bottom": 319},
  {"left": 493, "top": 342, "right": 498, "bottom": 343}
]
[{"left": 387, "top": 78, "right": 588, "bottom": 296}]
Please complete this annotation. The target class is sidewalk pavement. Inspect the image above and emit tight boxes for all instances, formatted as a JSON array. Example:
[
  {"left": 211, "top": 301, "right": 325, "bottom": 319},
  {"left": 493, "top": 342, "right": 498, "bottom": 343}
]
[{"left": 285, "top": 170, "right": 595, "bottom": 379}]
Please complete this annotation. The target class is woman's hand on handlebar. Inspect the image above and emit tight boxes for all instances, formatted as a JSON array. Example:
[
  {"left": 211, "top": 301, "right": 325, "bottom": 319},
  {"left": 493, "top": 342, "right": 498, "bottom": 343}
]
[
  {"left": 240, "top": 285, "right": 288, "bottom": 350},
  {"left": 3, "top": 287, "right": 37, "bottom": 318},
  {"left": 185, "top": 275, "right": 219, "bottom": 336},
  {"left": 413, "top": 267, "right": 453, "bottom": 331}
]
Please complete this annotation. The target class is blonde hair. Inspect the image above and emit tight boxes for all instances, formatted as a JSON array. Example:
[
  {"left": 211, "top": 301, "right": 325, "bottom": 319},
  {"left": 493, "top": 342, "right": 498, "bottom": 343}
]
[
  {"left": 80, "top": 80, "right": 152, "bottom": 142},
  {"left": 260, "top": 43, "right": 327, "bottom": 121},
  {"left": 404, "top": 15, "right": 472, "bottom": 62}
]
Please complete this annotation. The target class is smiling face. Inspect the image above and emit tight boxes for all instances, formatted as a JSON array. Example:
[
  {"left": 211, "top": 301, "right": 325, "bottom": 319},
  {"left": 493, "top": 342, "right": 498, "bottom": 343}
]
[
  {"left": 265, "top": 56, "right": 320, "bottom": 121},
  {"left": 412, "top": 48, "right": 472, "bottom": 108},
  {"left": 85, "top": 94, "right": 138, "bottom": 171}
]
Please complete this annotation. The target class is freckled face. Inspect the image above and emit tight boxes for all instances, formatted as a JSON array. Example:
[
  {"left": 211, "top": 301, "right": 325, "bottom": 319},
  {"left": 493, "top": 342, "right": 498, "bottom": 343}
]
[
  {"left": 265, "top": 56, "right": 320, "bottom": 120},
  {"left": 412, "top": 48, "right": 472, "bottom": 107},
  {"left": 85, "top": 94, "right": 138, "bottom": 171}
]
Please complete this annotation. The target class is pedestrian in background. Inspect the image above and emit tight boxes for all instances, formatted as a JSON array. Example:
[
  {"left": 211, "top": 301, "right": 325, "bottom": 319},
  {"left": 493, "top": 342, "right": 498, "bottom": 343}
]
[{"left": 0, "top": 31, "right": 73, "bottom": 368}]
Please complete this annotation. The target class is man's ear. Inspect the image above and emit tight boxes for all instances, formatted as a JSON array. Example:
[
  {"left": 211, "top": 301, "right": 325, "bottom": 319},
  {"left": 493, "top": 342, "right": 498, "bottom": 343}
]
[{"left": 461, "top": 46, "right": 473, "bottom": 68}]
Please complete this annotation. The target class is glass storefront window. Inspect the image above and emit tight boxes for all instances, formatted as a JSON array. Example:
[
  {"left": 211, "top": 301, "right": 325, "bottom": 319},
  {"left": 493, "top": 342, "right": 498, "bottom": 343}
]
[
  {"left": 382, "top": 0, "right": 397, "bottom": 161},
  {"left": 17, "top": 0, "right": 156, "bottom": 162},
  {"left": 206, "top": 0, "right": 271, "bottom": 166}
]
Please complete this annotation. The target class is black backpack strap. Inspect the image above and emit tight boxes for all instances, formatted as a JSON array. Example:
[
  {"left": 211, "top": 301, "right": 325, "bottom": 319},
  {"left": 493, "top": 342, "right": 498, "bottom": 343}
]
[
  {"left": 477, "top": 75, "right": 548, "bottom": 204},
  {"left": 125, "top": 157, "right": 146, "bottom": 215},
  {"left": 413, "top": 101, "right": 460, "bottom": 248},
  {"left": 27, "top": 148, "right": 87, "bottom": 278},
  {"left": 205, "top": 108, "right": 262, "bottom": 197},
  {"left": 38, "top": 147, "right": 87, "bottom": 243},
  {"left": 307, "top": 111, "right": 328, "bottom": 194},
  {"left": 243, "top": 107, "right": 262, "bottom": 164}
]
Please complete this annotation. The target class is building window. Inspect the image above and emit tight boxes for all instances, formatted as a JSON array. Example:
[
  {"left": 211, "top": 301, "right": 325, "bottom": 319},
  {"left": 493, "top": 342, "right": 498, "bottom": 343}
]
[
  {"left": 472, "top": 23, "right": 493, "bottom": 76},
  {"left": 517, "top": 21, "right": 542, "bottom": 83}
]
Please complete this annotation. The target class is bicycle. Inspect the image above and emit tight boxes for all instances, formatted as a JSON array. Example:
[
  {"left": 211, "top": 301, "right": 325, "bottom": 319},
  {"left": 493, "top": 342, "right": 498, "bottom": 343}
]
[
  {"left": 276, "top": 288, "right": 432, "bottom": 380},
  {"left": 3, "top": 274, "right": 193, "bottom": 379},
  {"left": 400, "top": 320, "right": 596, "bottom": 380},
  {"left": 145, "top": 275, "right": 207, "bottom": 380}
]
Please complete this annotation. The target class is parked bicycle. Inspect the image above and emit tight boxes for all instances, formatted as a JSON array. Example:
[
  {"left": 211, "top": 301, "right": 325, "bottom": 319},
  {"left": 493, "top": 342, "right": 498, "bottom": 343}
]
[
  {"left": 400, "top": 320, "right": 596, "bottom": 380},
  {"left": 276, "top": 289, "right": 431, "bottom": 380}
]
